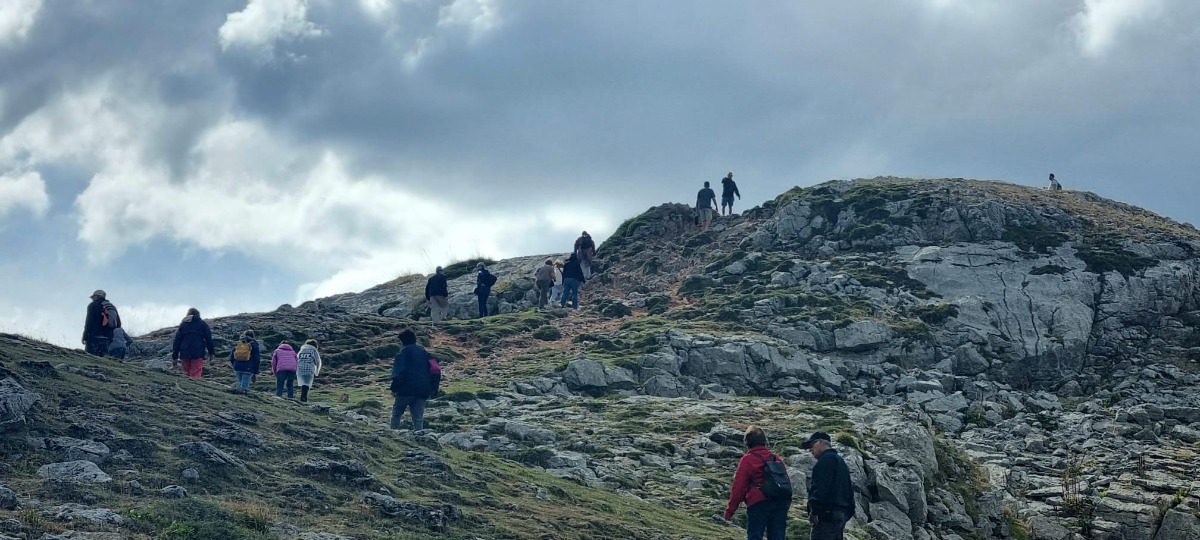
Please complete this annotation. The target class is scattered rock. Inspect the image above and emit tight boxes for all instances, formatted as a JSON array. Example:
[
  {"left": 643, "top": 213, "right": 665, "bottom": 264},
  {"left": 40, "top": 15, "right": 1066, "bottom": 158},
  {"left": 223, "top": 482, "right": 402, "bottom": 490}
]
[
  {"left": 0, "top": 377, "right": 41, "bottom": 430},
  {"left": 361, "top": 492, "right": 462, "bottom": 531},
  {"left": 176, "top": 442, "right": 245, "bottom": 468},
  {"left": 36, "top": 461, "right": 112, "bottom": 484},
  {"left": 160, "top": 485, "right": 188, "bottom": 498}
]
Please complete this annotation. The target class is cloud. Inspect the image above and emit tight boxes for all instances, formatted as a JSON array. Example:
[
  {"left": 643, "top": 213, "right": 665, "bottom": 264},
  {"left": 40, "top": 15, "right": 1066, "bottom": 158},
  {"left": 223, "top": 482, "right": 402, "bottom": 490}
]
[
  {"left": 0, "top": 0, "right": 42, "bottom": 46},
  {"left": 0, "top": 169, "right": 49, "bottom": 217},
  {"left": 219, "top": 0, "right": 323, "bottom": 57},
  {"left": 1072, "top": 0, "right": 1165, "bottom": 57}
]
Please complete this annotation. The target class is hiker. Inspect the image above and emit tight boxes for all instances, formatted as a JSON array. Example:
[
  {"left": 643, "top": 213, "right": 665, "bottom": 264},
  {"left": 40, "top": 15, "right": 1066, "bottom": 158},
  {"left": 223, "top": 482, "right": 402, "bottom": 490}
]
[
  {"left": 802, "top": 432, "right": 855, "bottom": 540},
  {"left": 108, "top": 327, "right": 132, "bottom": 360},
  {"left": 474, "top": 262, "right": 496, "bottom": 318},
  {"left": 724, "top": 426, "right": 791, "bottom": 540},
  {"left": 171, "top": 308, "right": 214, "bottom": 379},
  {"left": 696, "top": 181, "right": 718, "bottom": 230},
  {"left": 534, "top": 258, "right": 556, "bottom": 310},
  {"left": 574, "top": 231, "right": 597, "bottom": 278},
  {"left": 1048, "top": 173, "right": 1062, "bottom": 192},
  {"left": 271, "top": 342, "right": 299, "bottom": 399},
  {"left": 229, "top": 330, "right": 261, "bottom": 393},
  {"left": 425, "top": 266, "right": 450, "bottom": 322},
  {"left": 296, "top": 339, "right": 323, "bottom": 402},
  {"left": 81, "top": 290, "right": 118, "bottom": 357},
  {"left": 549, "top": 260, "right": 565, "bottom": 304},
  {"left": 721, "top": 172, "right": 741, "bottom": 216},
  {"left": 389, "top": 327, "right": 434, "bottom": 431},
  {"left": 560, "top": 252, "right": 586, "bottom": 311}
]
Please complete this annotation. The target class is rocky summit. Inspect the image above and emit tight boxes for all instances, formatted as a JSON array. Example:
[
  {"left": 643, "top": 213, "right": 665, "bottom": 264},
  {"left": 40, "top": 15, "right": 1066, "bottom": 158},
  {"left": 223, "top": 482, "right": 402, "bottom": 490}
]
[{"left": 2, "top": 177, "right": 1200, "bottom": 540}]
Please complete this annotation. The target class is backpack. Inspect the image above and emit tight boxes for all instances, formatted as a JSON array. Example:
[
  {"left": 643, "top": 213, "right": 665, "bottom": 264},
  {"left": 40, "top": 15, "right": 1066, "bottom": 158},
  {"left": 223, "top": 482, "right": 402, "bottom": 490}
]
[
  {"left": 428, "top": 357, "right": 442, "bottom": 397},
  {"left": 233, "top": 339, "right": 253, "bottom": 361},
  {"left": 100, "top": 301, "right": 121, "bottom": 329},
  {"left": 482, "top": 271, "right": 497, "bottom": 288},
  {"left": 755, "top": 453, "right": 793, "bottom": 500}
]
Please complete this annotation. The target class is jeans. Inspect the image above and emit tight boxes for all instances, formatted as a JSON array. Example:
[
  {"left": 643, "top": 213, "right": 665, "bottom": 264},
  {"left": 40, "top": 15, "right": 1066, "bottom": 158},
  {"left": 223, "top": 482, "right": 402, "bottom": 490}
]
[
  {"left": 276, "top": 371, "right": 296, "bottom": 397},
  {"left": 560, "top": 278, "right": 581, "bottom": 309},
  {"left": 746, "top": 498, "right": 789, "bottom": 540},
  {"left": 236, "top": 372, "right": 253, "bottom": 391},
  {"left": 390, "top": 395, "right": 427, "bottom": 430},
  {"left": 477, "top": 293, "right": 489, "bottom": 318},
  {"left": 809, "top": 509, "right": 849, "bottom": 540},
  {"left": 85, "top": 336, "right": 110, "bottom": 357},
  {"left": 181, "top": 357, "right": 204, "bottom": 379}
]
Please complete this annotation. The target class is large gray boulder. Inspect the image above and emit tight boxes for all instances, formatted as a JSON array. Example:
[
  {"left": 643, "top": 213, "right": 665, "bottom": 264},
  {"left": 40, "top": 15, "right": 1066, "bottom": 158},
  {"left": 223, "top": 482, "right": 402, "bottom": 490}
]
[
  {"left": 45, "top": 437, "right": 110, "bottom": 464},
  {"left": 36, "top": 461, "right": 112, "bottom": 484},
  {"left": 562, "top": 357, "right": 608, "bottom": 390},
  {"left": 833, "top": 321, "right": 893, "bottom": 351},
  {"left": 0, "top": 377, "right": 40, "bottom": 430},
  {"left": 1155, "top": 508, "right": 1200, "bottom": 540}
]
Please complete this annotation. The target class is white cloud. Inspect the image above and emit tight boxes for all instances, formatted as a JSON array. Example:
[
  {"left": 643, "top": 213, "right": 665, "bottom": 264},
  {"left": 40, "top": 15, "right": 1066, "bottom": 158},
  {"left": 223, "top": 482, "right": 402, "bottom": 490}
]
[
  {"left": 0, "top": 170, "right": 49, "bottom": 217},
  {"left": 219, "top": 0, "right": 322, "bottom": 56},
  {"left": 1072, "top": 0, "right": 1164, "bottom": 57},
  {"left": 437, "top": 0, "right": 501, "bottom": 37},
  {"left": 0, "top": 0, "right": 42, "bottom": 46}
]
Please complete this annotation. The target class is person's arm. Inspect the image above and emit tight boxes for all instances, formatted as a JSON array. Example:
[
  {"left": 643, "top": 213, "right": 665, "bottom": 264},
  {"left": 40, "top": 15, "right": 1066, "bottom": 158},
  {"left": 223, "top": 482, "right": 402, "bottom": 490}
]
[
  {"left": 735, "top": 183, "right": 741, "bottom": 199},
  {"left": 271, "top": 350, "right": 279, "bottom": 374},
  {"left": 204, "top": 324, "right": 215, "bottom": 358},
  {"left": 314, "top": 350, "right": 322, "bottom": 377},
  {"left": 171, "top": 328, "right": 182, "bottom": 361},
  {"left": 724, "top": 456, "right": 752, "bottom": 520},
  {"left": 808, "top": 456, "right": 835, "bottom": 511}
]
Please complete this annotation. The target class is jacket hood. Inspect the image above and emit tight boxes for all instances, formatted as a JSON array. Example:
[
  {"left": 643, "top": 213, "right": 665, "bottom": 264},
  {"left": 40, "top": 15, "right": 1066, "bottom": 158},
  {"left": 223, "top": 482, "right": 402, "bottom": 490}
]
[{"left": 277, "top": 344, "right": 294, "bottom": 351}]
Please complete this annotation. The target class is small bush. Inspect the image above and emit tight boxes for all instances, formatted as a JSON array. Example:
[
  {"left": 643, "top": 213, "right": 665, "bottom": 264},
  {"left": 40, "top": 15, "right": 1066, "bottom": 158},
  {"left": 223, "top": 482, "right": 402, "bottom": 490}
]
[{"left": 532, "top": 325, "right": 562, "bottom": 341}]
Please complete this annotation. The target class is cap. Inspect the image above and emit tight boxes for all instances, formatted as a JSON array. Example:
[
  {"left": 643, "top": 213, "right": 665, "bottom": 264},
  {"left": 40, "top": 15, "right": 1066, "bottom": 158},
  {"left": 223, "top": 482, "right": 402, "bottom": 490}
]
[
  {"left": 90, "top": 290, "right": 106, "bottom": 299},
  {"left": 476, "top": 262, "right": 485, "bottom": 269},
  {"left": 800, "top": 432, "right": 832, "bottom": 449},
  {"left": 435, "top": 266, "right": 444, "bottom": 273}
]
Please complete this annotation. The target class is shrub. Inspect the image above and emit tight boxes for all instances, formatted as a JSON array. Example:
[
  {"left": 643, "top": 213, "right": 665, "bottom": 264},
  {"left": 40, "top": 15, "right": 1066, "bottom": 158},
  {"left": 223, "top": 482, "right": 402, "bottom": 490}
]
[{"left": 532, "top": 325, "right": 562, "bottom": 341}]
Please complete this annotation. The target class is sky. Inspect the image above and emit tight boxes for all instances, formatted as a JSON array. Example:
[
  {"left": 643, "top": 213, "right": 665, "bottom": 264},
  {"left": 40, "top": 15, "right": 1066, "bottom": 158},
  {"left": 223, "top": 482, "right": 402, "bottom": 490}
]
[{"left": 1, "top": 0, "right": 1199, "bottom": 347}]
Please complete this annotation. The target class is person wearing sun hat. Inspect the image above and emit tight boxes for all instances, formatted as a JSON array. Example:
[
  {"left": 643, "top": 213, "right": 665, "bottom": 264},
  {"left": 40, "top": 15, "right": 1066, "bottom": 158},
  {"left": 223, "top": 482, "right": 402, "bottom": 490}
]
[{"left": 801, "top": 432, "right": 856, "bottom": 539}]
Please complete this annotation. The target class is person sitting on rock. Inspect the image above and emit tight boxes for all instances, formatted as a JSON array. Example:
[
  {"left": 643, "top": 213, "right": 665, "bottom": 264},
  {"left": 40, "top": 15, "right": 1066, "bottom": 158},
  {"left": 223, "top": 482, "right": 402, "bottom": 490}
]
[
  {"left": 296, "top": 339, "right": 323, "bottom": 402},
  {"left": 389, "top": 327, "right": 434, "bottom": 431},
  {"left": 725, "top": 426, "right": 791, "bottom": 540},
  {"left": 1048, "top": 173, "right": 1062, "bottom": 191}
]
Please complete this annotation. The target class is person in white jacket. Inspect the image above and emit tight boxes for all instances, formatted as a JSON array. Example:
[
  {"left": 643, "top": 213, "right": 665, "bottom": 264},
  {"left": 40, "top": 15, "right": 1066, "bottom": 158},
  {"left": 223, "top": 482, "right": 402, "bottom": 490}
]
[
  {"left": 549, "top": 260, "right": 565, "bottom": 304},
  {"left": 296, "top": 339, "right": 323, "bottom": 402}
]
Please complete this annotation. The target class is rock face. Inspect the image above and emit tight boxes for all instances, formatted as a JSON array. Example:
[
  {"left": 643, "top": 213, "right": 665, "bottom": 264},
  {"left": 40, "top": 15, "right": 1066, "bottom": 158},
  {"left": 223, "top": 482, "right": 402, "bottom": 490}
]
[{"left": 0, "top": 377, "right": 40, "bottom": 430}]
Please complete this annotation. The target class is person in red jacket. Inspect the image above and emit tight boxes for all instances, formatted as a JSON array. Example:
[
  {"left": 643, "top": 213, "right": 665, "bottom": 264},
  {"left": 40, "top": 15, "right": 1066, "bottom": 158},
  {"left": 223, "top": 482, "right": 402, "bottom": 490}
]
[{"left": 724, "top": 426, "right": 790, "bottom": 540}]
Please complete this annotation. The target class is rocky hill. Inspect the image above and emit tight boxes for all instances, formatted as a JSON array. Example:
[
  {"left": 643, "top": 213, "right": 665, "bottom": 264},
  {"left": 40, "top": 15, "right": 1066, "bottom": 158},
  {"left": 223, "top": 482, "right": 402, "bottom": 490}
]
[{"left": 3, "top": 177, "right": 1200, "bottom": 540}]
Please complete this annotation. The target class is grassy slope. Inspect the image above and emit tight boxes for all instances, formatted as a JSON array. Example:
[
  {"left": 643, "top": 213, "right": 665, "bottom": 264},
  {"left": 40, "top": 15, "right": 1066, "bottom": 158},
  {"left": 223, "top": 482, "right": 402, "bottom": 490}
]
[{"left": 0, "top": 334, "right": 739, "bottom": 540}]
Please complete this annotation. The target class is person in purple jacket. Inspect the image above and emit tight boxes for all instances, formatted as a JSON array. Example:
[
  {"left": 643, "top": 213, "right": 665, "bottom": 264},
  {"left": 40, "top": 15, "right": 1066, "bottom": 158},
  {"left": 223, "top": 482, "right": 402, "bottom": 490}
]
[{"left": 271, "top": 342, "right": 299, "bottom": 398}]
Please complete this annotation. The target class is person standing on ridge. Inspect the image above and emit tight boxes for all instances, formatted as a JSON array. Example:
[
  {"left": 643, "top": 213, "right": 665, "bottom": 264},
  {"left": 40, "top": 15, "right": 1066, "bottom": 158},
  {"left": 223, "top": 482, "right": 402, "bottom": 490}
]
[
  {"left": 534, "top": 258, "right": 556, "bottom": 310},
  {"left": 474, "top": 262, "right": 497, "bottom": 318},
  {"left": 271, "top": 341, "right": 299, "bottom": 399},
  {"left": 574, "top": 231, "right": 597, "bottom": 278},
  {"left": 296, "top": 339, "right": 323, "bottom": 402},
  {"left": 171, "top": 308, "right": 214, "bottom": 379},
  {"left": 696, "top": 181, "right": 718, "bottom": 230},
  {"left": 560, "top": 252, "right": 586, "bottom": 311},
  {"left": 721, "top": 172, "right": 741, "bottom": 216},
  {"left": 229, "top": 330, "right": 261, "bottom": 393},
  {"left": 549, "top": 260, "right": 565, "bottom": 305},
  {"left": 1048, "top": 173, "right": 1062, "bottom": 192},
  {"left": 389, "top": 326, "right": 434, "bottom": 431},
  {"left": 425, "top": 266, "right": 450, "bottom": 322},
  {"left": 108, "top": 327, "right": 133, "bottom": 360},
  {"left": 82, "top": 290, "right": 117, "bottom": 357},
  {"left": 724, "top": 426, "right": 791, "bottom": 540},
  {"left": 802, "top": 432, "right": 856, "bottom": 540}
]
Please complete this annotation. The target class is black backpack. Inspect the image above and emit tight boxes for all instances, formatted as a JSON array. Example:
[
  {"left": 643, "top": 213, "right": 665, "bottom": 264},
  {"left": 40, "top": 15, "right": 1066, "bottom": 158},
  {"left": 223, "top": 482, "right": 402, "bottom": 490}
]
[
  {"left": 482, "top": 271, "right": 497, "bottom": 288},
  {"left": 755, "top": 453, "right": 793, "bottom": 500}
]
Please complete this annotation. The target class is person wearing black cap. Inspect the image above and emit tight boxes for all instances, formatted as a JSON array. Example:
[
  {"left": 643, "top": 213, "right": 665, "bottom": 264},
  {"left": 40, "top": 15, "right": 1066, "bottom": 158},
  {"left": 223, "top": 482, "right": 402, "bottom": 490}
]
[
  {"left": 801, "top": 432, "right": 855, "bottom": 539},
  {"left": 425, "top": 266, "right": 450, "bottom": 322},
  {"left": 82, "top": 290, "right": 114, "bottom": 357}
]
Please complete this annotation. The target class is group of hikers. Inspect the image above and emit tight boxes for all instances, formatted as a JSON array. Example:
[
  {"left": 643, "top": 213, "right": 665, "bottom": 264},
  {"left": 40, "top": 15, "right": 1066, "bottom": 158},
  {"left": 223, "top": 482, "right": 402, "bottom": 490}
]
[{"left": 422, "top": 230, "right": 598, "bottom": 320}]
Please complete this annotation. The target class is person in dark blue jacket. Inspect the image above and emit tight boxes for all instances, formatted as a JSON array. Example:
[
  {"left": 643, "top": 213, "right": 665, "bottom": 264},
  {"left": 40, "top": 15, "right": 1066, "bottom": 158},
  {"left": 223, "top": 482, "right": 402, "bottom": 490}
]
[
  {"left": 474, "top": 263, "right": 495, "bottom": 318},
  {"left": 560, "top": 253, "right": 587, "bottom": 311},
  {"left": 171, "top": 308, "right": 214, "bottom": 379},
  {"left": 802, "top": 432, "right": 856, "bottom": 539},
  {"left": 389, "top": 327, "right": 434, "bottom": 430},
  {"left": 228, "top": 329, "right": 261, "bottom": 393}
]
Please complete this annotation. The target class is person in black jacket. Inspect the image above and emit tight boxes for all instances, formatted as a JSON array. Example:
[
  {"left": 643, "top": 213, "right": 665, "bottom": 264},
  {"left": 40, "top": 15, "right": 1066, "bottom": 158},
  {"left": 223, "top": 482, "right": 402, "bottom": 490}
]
[
  {"left": 389, "top": 327, "right": 434, "bottom": 430},
  {"left": 475, "top": 263, "right": 495, "bottom": 318},
  {"left": 721, "top": 172, "right": 741, "bottom": 216},
  {"left": 171, "top": 308, "right": 215, "bottom": 379},
  {"left": 559, "top": 253, "right": 587, "bottom": 311},
  {"left": 801, "top": 432, "right": 856, "bottom": 540},
  {"left": 81, "top": 290, "right": 114, "bottom": 357},
  {"left": 425, "top": 266, "right": 450, "bottom": 322}
]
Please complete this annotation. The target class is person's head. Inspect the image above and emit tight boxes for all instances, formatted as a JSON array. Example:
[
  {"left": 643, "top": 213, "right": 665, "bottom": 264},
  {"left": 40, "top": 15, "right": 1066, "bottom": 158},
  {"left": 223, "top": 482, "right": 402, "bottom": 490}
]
[
  {"left": 242, "top": 329, "right": 255, "bottom": 339},
  {"left": 555, "top": 260, "right": 563, "bottom": 268},
  {"left": 435, "top": 266, "right": 444, "bottom": 274},
  {"left": 305, "top": 339, "right": 318, "bottom": 347},
  {"left": 726, "top": 172, "right": 733, "bottom": 178},
  {"left": 545, "top": 258, "right": 554, "bottom": 265},
  {"left": 476, "top": 262, "right": 486, "bottom": 271},
  {"left": 744, "top": 426, "right": 768, "bottom": 449},
  {"left": 186, "top": 307, "right": 200, "bottom": 317},
  {"left": 703, "top": 181, "right": 710, "bottom": 188},
  {"left": 582, "top": 231, "right": 590, "bottom": 237},
  {"left": 399, "top": 326, "right": 417, "bottom": 346},
  {"left": 90, "top": 289, "right": 106, "bottom": 300},
  {"left": 801, "top": 432, "right": 833, "bottom": 458},
  {"left": 1049, "top": 173, "right": 1055, "bottom": 180}
]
